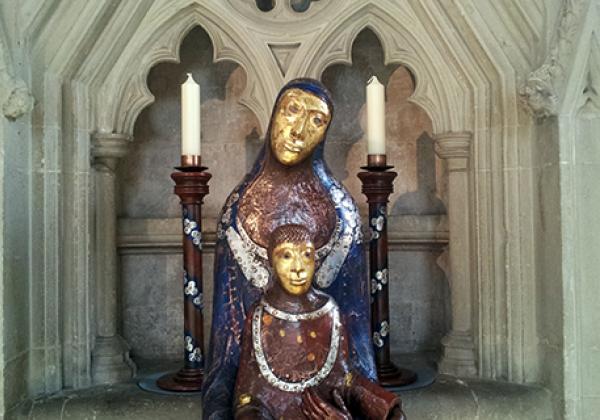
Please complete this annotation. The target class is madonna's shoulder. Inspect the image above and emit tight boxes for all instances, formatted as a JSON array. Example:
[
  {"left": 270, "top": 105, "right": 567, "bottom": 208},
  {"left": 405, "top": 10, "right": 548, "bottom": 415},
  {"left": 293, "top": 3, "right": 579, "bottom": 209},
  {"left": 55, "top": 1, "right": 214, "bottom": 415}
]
[{"left": 244, "top": 300, "right": 264, "bottom": 319}]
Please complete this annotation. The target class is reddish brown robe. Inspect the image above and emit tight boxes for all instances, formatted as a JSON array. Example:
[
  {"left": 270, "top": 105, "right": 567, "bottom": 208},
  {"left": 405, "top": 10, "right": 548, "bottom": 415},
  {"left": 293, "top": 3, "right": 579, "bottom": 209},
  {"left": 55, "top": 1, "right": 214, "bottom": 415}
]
[{"left": 233, "top": 297, "right": 402, "bottom": 419}]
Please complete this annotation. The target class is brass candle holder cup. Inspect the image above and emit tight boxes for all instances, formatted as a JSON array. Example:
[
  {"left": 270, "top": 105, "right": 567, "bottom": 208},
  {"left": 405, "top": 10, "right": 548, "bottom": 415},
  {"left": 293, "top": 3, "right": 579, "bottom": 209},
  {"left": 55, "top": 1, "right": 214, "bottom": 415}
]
[
  {"left": 367, "top": 154, "right": 390, "bottom": 169},
  {"left": 178, "top": 154, "right": 205, "bottom": 171}
]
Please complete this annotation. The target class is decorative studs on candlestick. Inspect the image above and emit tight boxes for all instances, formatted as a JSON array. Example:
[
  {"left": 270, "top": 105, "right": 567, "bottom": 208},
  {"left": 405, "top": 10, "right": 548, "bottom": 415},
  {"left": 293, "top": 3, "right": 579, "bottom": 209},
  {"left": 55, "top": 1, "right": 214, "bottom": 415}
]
[
  {"left": 156, "top": 73, "right": 208, "bottom": 392},
  {"left": 157, "top": 157, "right": 211, "bottom": 392},
  {"left": 363, "top": 77, "right": 418, "bottom": 387},
  {"left": 358, "top": 154, "right": 417, "bottom": 388}
]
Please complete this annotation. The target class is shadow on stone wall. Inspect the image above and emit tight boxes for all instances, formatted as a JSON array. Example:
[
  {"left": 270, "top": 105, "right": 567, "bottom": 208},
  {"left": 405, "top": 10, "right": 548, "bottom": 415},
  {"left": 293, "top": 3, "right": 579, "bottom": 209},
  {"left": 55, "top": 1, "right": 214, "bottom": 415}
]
[
  {"left": 322, "top": 29, "right": 447, "bottom": 216},
  {"left": 322, "top": 29, "right": 399, "bottom": 182},
  {"left": 119, "top": 25, "right": 260, "bottom": 221},
  {"left": 392, "top": 132, "right": 446, "bottom": 215}
]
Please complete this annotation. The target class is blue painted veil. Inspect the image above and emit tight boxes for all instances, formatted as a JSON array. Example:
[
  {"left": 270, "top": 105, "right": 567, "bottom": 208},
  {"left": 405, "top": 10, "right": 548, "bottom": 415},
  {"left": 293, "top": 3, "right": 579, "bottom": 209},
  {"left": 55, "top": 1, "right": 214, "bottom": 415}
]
[{"left": 202, "top": 79, "right": 376, "bottom": 419}]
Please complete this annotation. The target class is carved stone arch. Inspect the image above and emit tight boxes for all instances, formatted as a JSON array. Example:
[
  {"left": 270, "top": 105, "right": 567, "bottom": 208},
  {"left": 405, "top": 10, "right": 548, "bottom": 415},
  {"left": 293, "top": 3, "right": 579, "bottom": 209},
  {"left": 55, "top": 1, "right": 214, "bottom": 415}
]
[
  {"left": 290, "top": 2, "right": 469, "bottom": 134},
  {"left": 94, "top": 1, "right": 279, "bottom": 137},
  {"left": 72, "top": 1, "right": 283, "bottom": 386}
]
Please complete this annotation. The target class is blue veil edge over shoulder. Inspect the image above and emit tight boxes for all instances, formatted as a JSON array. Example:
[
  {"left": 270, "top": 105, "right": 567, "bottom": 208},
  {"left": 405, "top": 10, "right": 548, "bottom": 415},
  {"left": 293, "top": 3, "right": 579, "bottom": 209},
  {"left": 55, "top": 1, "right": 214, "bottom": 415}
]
[{"left": 202, "top": 78, "right": 375, "bottom": 420}]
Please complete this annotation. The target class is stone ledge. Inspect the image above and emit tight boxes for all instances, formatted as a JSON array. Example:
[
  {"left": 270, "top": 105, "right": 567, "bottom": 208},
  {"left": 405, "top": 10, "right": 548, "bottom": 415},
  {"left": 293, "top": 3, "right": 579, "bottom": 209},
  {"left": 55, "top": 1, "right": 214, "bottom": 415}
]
[
  {"left": 402, "top": 375, "right": 552, "bottom": 420},
  {"left": 116, "top": 215, "right": 449, "bottom": 254},
  {"left": 9, "top": 374, "right": 551, "bottom": 419}
]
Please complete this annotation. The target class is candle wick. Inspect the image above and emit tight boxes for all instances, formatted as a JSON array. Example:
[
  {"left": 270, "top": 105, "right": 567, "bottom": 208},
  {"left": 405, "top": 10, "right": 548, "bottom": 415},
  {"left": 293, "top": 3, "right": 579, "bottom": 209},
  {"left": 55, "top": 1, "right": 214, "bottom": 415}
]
[{"left": 186, "top": 73, "right": 196, "bottom": 83}]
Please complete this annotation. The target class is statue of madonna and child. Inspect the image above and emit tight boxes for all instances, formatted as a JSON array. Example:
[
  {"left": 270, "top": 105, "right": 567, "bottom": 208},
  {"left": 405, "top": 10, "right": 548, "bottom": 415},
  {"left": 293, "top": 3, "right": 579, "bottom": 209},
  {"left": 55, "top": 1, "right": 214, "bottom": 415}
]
[{"left": 203, "top": 78, "right": 405, "bottom": 419}]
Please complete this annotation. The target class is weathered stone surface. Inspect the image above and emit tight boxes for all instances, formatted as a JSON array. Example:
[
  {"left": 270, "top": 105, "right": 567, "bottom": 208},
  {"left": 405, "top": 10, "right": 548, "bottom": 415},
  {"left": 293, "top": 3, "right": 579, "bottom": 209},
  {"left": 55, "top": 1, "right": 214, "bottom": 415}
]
[
  {"left": 1, "top": 2, "right": 598, "bottom": 419},
  {"left": 434, "top": 132, "right": 477, "bottom": 377},
  {"left": 0, "top": 33, "right": 33, "bottom": 121},
  {"left": 122, "top": 252, "right": 215, "bottom": 359},
  {"left": 388, "top": 250, "right": 450, "bottom": 353},
  {"left": 10, "top": 367, "right": 552, "bottom": 420},
  {"left": 92, "top": 133, "right": 136, "bottom": 385},
  {"left": 1, "top": 118, "right": 31, "bottom": 414}
]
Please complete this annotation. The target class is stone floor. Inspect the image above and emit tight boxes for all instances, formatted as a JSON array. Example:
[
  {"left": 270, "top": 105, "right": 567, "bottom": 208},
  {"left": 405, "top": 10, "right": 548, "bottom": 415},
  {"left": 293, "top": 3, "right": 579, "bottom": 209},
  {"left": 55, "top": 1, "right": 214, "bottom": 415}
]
[{"left": 9, "top": 356, "right": 553, "bottom": 420}]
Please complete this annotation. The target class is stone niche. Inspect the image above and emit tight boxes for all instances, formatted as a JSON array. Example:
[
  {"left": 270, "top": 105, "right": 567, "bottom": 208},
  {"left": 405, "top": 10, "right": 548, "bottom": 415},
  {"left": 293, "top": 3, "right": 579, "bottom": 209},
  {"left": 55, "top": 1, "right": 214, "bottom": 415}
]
[{"left": 117, "top": 26, "right": 449, "bottom": 362}]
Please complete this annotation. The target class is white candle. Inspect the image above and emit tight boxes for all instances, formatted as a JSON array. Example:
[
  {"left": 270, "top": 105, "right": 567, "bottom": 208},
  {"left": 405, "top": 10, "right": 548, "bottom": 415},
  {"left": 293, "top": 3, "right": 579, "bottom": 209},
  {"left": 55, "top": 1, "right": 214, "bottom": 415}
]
[
  {"left": 181, "top": 73, "right": 201, "bottom": 156},
  {"left": 366, "top": 75, "right": 386, "bottom": 155}
]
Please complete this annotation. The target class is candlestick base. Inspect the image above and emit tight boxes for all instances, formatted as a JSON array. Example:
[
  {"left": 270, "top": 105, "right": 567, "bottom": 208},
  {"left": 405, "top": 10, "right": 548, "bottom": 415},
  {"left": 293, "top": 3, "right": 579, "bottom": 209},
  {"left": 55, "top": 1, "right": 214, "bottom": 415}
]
[
  {"left": 156, "top": 367, "right": 203, "bottom": 392},
  {"left": 377, "top": 362, "right": 418, "bottom": 388}
]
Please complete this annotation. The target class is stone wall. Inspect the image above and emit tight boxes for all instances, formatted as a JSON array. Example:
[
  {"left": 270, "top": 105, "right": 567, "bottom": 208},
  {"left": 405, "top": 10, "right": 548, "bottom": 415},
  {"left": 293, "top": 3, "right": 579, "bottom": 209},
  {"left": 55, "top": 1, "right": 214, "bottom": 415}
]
[
  {"left": 0, "top": 116, "right": 31, "bottom": 418},
  {"left": 0, "top": 1, "right": 35, "bottom": 414},
  {"left": 569, "top": 109, "right": 600, "bottom": 417},
  {"left": 117, "top": 27, "right": 449, "bottom": 361},
  {"left": 2, "top": 1, "right": 597, "bottom": 419},
  {"left": 118, "top": 26, "right": 262, "bottom": 359}
]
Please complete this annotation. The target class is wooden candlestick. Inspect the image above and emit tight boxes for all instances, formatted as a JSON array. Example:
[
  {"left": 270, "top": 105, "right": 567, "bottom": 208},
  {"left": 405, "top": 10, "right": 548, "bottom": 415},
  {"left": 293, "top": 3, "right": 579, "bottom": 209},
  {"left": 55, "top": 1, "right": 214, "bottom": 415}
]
[
  {"left": 358, "top": 156, "right": 417, "bottom": 388},
  {"left": 157, "top": 165, "right": 211, "bottom": 392}
]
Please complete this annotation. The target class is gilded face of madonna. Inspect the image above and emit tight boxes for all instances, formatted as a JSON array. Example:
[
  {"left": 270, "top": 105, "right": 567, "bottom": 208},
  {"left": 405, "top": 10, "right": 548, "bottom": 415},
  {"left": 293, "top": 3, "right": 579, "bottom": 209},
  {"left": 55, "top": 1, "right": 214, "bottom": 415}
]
[
  {"left": 271, "top": 240, "right": 316, "bottom": 296},
  {"left": 270, "top": 88, "right": 331, "bottom": 166}
]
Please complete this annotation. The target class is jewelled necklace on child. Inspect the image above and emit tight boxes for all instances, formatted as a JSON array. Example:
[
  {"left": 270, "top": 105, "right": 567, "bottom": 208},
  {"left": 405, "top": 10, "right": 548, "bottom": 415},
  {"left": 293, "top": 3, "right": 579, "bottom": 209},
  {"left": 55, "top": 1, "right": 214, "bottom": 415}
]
[{"left": 252, "top": 296, "right": 341, "bottom": 392}]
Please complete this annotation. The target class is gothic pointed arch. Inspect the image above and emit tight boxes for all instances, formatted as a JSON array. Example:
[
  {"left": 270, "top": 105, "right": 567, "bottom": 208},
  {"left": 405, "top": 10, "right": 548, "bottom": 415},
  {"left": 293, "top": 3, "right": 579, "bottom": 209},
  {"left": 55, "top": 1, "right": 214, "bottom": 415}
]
[
  {"left": 86, "top": 2, "right": 279, "bottom": 137},
  {"left": 289, "top": 2, "right": 468, "bottom": 134}
]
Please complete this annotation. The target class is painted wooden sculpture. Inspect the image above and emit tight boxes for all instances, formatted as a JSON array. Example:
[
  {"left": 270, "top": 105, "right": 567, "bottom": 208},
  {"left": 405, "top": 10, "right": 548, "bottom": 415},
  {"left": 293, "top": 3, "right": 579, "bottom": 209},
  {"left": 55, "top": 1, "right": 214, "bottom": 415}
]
[
  {"left": 203, "top": 79, "right": 375, "bottom": 419},
  {"left": 234, "top": 224, "right": 406, "bottom": 420}
]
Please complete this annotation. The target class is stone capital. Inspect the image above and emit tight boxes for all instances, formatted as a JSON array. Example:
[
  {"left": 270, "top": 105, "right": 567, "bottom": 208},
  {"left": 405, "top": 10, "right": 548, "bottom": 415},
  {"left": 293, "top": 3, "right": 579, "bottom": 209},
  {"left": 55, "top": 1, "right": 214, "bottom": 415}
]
[
  {"left": 92, "top": 132, "right": 131, "bottom": 172},
  {"left": 434, "top": 132, "right": 472, "bottom": 159},
  {"left": 434, "top": 132, "right": 472, "bottom": 172}
]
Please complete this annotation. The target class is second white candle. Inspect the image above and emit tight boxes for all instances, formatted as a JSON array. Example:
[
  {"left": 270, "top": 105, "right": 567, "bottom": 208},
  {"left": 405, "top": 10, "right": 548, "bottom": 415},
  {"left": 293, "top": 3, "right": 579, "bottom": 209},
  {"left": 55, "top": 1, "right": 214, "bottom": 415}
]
[
  {"left": 181, "top": 73, "right": 201, "bottom": 156},
  {"left": 366, "top": 75, "right": 386, "bottom": 155}
]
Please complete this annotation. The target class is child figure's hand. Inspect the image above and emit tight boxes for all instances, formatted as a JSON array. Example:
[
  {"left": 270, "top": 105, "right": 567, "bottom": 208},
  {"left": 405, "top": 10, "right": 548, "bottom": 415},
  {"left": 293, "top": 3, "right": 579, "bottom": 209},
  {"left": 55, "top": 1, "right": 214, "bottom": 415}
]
[{"left": 301, "top": 388, "right": 351, "bottom": 420}]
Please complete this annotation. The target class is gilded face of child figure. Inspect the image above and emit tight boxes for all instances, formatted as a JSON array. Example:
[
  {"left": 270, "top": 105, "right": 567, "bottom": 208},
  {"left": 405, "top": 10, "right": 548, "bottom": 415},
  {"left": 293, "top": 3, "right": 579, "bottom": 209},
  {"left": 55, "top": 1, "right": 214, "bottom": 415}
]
[
  {"left": 270, "top": 88, "right": 331, "bottom": 166},
  {"left": 271, "top": 240, "right": 316, "bottom": 296}
]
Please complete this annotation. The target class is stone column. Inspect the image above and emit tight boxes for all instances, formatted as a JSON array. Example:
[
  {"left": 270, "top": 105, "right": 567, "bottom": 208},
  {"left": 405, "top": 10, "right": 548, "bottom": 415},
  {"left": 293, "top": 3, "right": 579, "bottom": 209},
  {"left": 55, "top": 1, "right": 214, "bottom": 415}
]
[
  {"left": 91, "top": 133, "right": 136, "bottom": 384},
  {"left": 434, "top": 132, "right": 477, "bottom": 377}
]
